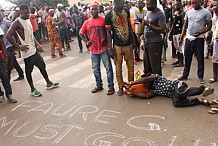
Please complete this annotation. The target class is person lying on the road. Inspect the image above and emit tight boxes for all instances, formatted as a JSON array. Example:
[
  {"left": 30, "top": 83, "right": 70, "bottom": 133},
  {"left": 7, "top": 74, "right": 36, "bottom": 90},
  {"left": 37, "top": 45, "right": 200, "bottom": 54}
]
[{"left": 123, "top": 74, "right": 215, "bottom": 107}]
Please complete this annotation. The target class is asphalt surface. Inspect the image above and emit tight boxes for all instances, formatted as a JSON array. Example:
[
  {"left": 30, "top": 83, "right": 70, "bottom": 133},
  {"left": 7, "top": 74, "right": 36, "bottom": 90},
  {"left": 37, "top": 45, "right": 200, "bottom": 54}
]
[{"left": 0, "top": 39, "right": 217, "bottom": 146}]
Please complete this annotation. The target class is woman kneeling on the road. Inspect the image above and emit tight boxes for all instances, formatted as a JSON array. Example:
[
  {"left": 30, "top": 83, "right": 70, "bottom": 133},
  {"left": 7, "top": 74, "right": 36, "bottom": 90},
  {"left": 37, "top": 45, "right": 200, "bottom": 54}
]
[{"left": 124, "top": 74, "right": 215, "bottom": 108}]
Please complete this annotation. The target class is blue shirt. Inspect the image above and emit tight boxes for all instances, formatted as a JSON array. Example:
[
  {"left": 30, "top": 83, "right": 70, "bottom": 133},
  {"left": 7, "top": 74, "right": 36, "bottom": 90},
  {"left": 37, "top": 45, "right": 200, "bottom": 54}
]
[
  {"left": 185, "top": 8, "right": 212, "bottom": 36},
  {"left": 0, "top": 19, "right": 13, "bottom": 49}
]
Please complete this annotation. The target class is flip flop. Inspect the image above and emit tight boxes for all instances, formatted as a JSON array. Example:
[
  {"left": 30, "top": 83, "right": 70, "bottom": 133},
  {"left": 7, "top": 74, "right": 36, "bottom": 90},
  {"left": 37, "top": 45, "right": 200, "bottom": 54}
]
[
  {"left": 203, "top": 87, "right": 214, "bottom": 97},
  {"left": 209, "top": 78, "right": 216, "bottom": 83},
  {"left": 208, "top": 108, "right": 218, "bottom": 114},
  {"left": 200, "top": 98, "right": 210, "bottom": 105},
  {"left": 123, "top": 82, "right": 132, "bottom": 90},
  {"left": 209, "top": 100, "right": 218, "bottom": 105}
]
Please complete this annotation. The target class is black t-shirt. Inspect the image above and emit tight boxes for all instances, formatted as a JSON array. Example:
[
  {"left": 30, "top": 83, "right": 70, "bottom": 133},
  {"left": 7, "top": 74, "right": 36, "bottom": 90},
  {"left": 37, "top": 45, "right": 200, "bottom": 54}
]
[
  {"left": 105, "top": 8, "right": 132, "bottom": 46},
  {"left": 163, "top": 6, "right": 171, "bottom": 23},
  {"left": 172, "top": 11, "right": 183, "bottom": 35}
]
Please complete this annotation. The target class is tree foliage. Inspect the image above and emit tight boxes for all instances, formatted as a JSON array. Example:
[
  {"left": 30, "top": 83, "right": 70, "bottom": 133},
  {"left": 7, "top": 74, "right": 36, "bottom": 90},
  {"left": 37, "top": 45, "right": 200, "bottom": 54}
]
[{"left": 7, "top": 0, "right": 69, "bottom": 7}]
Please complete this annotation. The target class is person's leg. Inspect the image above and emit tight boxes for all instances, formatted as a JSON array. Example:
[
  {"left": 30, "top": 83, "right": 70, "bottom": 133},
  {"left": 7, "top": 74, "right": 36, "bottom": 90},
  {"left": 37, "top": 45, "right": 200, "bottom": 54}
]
[
  {"left": 135, "top": 33, "right": 142, "bottom": 61},
  {"left": 143, "top": 42, "right": 152, "bottom": 74},
  {"left": 42, "top": 22, "right": 46, "bottom": 38},
  {"left": 13, "top": 52, "right": 24, "bottom": 79},
  {"left": 59, "top": 29, "right": 65, "bottom": 50},
  {"left": 91, "top": 53, "right": 103, "bottom": 93},
  {"left": 0, "top": 56, "right": 12, "bottom": 96},
  {"left": 101, "top": 50, "right": 114, "bottom": 87},
  {"left": 50, "top": 41, "right": 56, "bottom": 57},
  {"left": 101, "top": 49, "right": 114, "bottom": 95},
  {"left": 163, "top": 33, "right": 168, "bottom": 61},
  {"left": 114, "top": 45, "right": 124, "bottom": 95},
  {"left": 213, "top": 63, "right": 218, "bottom": 81},
  {"left": 171, "top": 39, "right": 177, "bottom": 58},
  {"left": 101, "top": 50, "right": 115, "bottom": 95},
  {"left": 6, "top": 47, "right": 14, "bottom": 80},
  {"left": 172, "top": 82, "right": 202, "bottom": 107},
  {"left": 76, "top": 29, "right": 83, "bottom": 52},
  {"left": 186, "top": 85, "right": 205, "bottom": 96},
  {"left": 55, "top": 41, "right": 66, "bottom": 57},
  {"left": 172, "top": 34, "right": 184, "bottom": 67},
  {"left": 34, "top": 52, "right": 50, "bottom": 83},
  {"left": 181, "top": 39, "right": 194, "bottom": 79},
  {"left": 38, "top": 23, "right": 42, "bottom": 40},
  {"left": 34, "top": 52, "right": 59, "bottom": 90},
  {"left": 148, "top": 42, "right": 163, "bottom": 75},
  {"left": 24, "top": 55, "right": 36, "bottom": 92},
  {"left": 195, "top": 38, "right": 205, "bottom": 80},
  {"left": 123, "top": 45, "right": 134, "bottom": 82},
  {"left": 9, "top": 47, "right": 24, "bottom": 80},
  {"left": 0, "top": 86, "right": 4, "bottom": 103},
  {"left": 173, "top": 97, "right": 201, "bottom": 107},
  {"left": 0, "top": 56, "right": 16, "bottom": 103},
  {"left": 33, "top": 30, "right": 41, "bottom": 44},
  {"left": 64, "top": 29, "right": 70, "bottom": 49}
]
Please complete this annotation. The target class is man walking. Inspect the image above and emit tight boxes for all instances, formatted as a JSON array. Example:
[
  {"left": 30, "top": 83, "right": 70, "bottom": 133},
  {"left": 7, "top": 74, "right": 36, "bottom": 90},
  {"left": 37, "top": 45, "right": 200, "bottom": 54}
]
[
  {"left": 80, "top": 3, "right": 115, "bottom": 95},
  {"left": 7, "top": 4, "right": 59, "bottom": 97},
  {"left": 178, "top": 0, "right": 212, "bottom": 84}
]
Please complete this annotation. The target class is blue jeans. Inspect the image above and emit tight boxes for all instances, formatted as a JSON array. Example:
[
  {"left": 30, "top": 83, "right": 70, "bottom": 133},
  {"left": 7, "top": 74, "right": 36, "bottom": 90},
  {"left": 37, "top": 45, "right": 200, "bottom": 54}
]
[{"left": 91, "top": 49, "right": 114, "bottom": 88}]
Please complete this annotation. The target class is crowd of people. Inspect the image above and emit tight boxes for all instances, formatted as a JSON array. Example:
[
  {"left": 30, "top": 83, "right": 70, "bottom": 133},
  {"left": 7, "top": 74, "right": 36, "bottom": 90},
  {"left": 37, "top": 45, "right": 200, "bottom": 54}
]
[{"left": 0, "top": 0, "right": 218, "bottom": 114}]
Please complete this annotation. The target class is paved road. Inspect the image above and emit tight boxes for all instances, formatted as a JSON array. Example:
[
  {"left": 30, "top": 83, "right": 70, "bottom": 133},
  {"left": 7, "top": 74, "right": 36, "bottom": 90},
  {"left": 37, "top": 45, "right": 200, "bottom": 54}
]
[{"left": 0, "top": 39, "right": 217, "bottom": 146}]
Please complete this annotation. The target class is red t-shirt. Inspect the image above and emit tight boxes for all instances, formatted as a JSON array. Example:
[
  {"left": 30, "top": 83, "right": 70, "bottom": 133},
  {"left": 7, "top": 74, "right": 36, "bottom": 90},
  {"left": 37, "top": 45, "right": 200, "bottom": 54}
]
[
  {"left": 29, "top": 14, "right": 39, "bottom": 32},
  {"left": 80, "top": 16, "right": 108, "bottom": 54}
]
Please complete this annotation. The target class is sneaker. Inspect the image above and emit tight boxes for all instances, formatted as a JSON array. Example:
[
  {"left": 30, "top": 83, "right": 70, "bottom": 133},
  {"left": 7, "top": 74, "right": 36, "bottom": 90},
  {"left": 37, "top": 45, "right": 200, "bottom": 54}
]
[
  {"left": 60, "top": 54, "right": 66, "bottom": 58},
  {"left": 31, "top": 88, "right": 42, "bottom": 97},
  {"left": 46, "top": 82, "right": 59, "bottom": 90},
  {"left": 51, "top": 54, "right": 57, "bottom": 58},
  {"left": 79, "top": 50, "right": 83, "bottom": 53},
  {"left": 13, "top": 76, "right": 24, "bottom": 81},
  {"left": 6, "top": 95, "right": 17, "bottom": 103},
  {"left": 0, "top": 95, "right": 4, "bottom": 103}
]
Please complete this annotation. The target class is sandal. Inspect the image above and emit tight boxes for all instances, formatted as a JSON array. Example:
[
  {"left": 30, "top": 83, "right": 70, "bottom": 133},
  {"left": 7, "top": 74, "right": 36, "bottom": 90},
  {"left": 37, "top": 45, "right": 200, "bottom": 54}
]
[
  {"left": 117, "top": 87, "right": 123, "bottom": 96},
  {"left": 200, "top": 98, "right": 210, "bottom": 106},
  {"left": 123, "top": 82, "right": 132, "bottom": 91},
  {"left": 209, "top": 100, "right": 218, "bottom": 105},
  {"left": 209, "top": 78, "right": 216, "bottom": 83},
  {"left": 208, "top": 108, "right": 218, "bottom": 114},
  {"left": 202, "top": 87, "right": 214, "bottom": 97}
]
